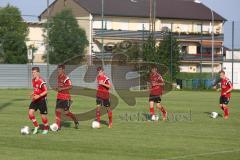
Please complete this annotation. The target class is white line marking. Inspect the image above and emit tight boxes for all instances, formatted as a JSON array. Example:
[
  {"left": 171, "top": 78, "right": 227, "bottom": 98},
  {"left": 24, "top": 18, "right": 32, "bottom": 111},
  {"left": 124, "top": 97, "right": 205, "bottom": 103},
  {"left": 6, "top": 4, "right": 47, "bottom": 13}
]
[{"left": 158, "top": 149, "right": 240, "bottom": 160}]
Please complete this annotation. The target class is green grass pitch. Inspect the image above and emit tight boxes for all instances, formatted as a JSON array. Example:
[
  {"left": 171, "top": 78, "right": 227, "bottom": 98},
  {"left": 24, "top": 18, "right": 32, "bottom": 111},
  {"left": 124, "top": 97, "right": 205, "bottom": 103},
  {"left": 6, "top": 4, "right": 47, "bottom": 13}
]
[{"left": 0, "top": 89, "right": 240, "bottom": 160}]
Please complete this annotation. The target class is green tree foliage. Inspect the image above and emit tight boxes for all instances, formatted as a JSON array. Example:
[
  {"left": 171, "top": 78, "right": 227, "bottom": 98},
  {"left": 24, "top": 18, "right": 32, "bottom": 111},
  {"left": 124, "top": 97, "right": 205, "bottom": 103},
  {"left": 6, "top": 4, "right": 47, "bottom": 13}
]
[
  {"left": 112, "top": 41, "right": 141, "bottom": 61},
  {"left": 142, "top": 34, "right": 180, "bottom": 81},
  {"left": 0, "top": 5, "right": 28, "bottom": 64},
  {"left": 158, "top": 34, "right": 180, "bottom": 81},
  {"left": 44, "top": 9, "right": 88, "bottom": 64}
]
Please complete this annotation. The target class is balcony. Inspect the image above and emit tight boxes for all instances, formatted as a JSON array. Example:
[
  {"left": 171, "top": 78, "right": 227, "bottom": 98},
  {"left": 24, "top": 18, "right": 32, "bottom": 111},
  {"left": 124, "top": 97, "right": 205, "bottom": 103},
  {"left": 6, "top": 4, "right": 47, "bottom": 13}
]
[
  {"left": 180, "top": 53, "right": 224, "bottom": 62},
  {"left": 93, "top": 29, "right": 224, "bottom": 41}
]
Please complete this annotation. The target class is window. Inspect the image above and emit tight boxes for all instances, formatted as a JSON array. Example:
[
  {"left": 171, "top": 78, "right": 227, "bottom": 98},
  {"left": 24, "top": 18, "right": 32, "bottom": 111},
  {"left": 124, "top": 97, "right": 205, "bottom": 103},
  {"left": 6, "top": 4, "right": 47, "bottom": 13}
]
[
  {"left": 202, "top": 25, "right": 210, "bottom": 33},
  {"left": 161, "top": 23, "right": 172, "bottom": 31},
  {"left": 194, "top": 24, "right": 202, "bottom": 33},
  {"left": 93, "top": 20, "right": 112, "bottom": 30},
  {"left": 180, "top": 24, "right": 189, "bottom": 32},
  {"left": 115, "top": 21, "right": 129, "bottom": 30},
  {"left": 197, "top": 46, "right": 201, "bottom": 53},
  {"left": 181, "top": 46, "right": 187, "bottom": 54},
  {"left": 106, "top": 21, "right": 112, "bottom": 30},
  {"left": 93, "top": 21, "right": 102, "bottom": 29},
  {"left": 136, "top": 23, "right": 149, "bottom": 30}
]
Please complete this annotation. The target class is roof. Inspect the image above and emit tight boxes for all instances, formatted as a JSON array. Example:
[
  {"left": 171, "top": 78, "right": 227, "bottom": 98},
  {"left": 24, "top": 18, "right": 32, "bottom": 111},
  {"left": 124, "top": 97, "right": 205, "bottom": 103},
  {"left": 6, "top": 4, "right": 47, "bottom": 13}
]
[{"left": 72, "top": 0, "right": 226, "bottom": 21}]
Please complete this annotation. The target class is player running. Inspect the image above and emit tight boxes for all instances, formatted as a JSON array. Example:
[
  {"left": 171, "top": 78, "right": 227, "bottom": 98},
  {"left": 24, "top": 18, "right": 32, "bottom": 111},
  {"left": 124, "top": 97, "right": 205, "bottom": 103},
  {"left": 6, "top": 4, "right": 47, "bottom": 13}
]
[
  {"left": 213, "top": 70, "right": 233, "bottom": 119},
  {"left": 55, "top": 64, "right": 79, "bottom": 130},
  {"left": 148, "top": 65, "right": 167, "bottom": 121},
  {"left": 95, "top": 67, "right": 113, "bottom": 128},
  {"left": 28, "top": 67, "right": 49, "bottom": 134}
]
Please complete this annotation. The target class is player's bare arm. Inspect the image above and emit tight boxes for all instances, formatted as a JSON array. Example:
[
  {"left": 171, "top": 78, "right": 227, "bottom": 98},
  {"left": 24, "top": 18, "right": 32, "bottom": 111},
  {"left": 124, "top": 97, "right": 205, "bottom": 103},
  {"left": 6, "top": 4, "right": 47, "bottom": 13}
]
[
  {"left": 223, "top": 84, "right": 233, "bottom": 95},
  {"left": 57, "top": 85, "right": 72, "bottom": 92},
  {"left": 212, "top": 85, "right": 218, "bottom": 90},
  {"left": 212, "top": 78, "right": 221, "bottom": 90},
  {"left": 33, "top": 85, "right": 47, "bottom": 100},
  {"left": 99, "top": 81, "right": 111, "bottom": 89}
]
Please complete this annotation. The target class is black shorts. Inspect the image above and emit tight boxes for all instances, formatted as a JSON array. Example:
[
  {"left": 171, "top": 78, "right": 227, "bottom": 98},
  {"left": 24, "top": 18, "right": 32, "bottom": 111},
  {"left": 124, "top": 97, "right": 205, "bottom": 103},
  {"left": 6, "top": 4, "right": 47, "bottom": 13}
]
[
  {"left": 149, "top": 95, "right": 161, "bottom": 103},
  {"left": 219, "top": 96, "right": 230, "bottom": 105},
  {"left": 96, "top": 97, "right": 110, "bottom": 107},
  {"left": 29, "top": 98, "right": 48, "bottom": 115},
  {"left": 56, "top": 99, "right": 72, "bottom": 111}
]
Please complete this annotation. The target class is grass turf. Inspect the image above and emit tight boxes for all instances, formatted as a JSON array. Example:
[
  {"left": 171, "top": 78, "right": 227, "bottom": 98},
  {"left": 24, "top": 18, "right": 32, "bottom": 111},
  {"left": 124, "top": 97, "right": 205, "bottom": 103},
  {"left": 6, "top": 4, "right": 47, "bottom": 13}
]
[{"left": 0, "top": 89, "right": 240, "bottom": 160}]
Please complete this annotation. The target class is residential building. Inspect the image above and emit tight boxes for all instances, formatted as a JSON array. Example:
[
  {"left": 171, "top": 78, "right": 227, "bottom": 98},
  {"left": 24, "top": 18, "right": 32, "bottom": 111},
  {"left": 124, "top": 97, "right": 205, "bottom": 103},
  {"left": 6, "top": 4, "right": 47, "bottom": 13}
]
[
  {"left": 36, "top": 0, "right": 226, "bottom": 72},
  {"left": 223, "top": 50, "right": 240, "bottom": 89}
]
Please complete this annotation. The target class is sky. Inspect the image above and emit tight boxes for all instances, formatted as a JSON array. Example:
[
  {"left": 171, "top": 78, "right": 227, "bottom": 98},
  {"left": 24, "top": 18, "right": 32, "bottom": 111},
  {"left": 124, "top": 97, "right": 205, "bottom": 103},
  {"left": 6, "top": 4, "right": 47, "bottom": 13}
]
[{"left": 0, "top": 0, "right": 239, "bottom": 49}]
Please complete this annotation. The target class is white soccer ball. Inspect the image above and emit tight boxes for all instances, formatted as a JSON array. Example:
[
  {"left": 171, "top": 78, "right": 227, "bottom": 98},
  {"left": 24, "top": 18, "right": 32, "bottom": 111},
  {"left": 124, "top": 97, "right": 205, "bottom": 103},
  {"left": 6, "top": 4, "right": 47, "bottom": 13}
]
[
  {"left": 50, "top": 123, "right": 59, "bottom": 132},
  {"left": 20, "top": 126, "right": 30, "bottom": 135},
  {"left": 151, "top": 115, "right": 159, "bottom": 121},
  {"left": 92, "top": 121, "right": 100, "bottom": 129},
  {"left": 211, "top": 112, "right": 218, "bottom": 119},
  {"left": 176, "top": 85, "right": 181, "bottom": 90}
]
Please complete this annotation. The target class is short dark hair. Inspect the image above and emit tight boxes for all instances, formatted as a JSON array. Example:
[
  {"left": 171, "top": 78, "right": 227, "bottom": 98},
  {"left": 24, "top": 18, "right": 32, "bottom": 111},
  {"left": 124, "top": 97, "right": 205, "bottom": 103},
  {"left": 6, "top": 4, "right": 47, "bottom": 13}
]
[
  {"left": 58, "top": 64, "right": 65, "bottom": 69},
  {"left": 32, "top": 67, "right": 40, "bottom": 72},
  {"left": 97, "top": 66, "right": 103, "bottom": 72},
  {"left": 151, "top": 64, "right": 158, "bottom": 70},
  {"left": 219, "top": 70, "right": 225, "bottom": 74}
]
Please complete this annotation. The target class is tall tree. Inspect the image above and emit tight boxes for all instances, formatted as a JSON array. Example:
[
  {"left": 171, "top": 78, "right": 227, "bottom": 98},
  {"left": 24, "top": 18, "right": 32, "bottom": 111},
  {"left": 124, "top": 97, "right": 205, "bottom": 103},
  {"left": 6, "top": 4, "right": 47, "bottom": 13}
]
[
  {"left": 158, "top": 34, "right": 180, "bottom": 81},
  {"left": 44, "top": 9, "right": 88, "bottom": 64},
  {"left": 0, "top": 5, "right": 28, "bottom": 64},
  {"left": 142, "top": 34, "right": 180, "bottom": 81}
]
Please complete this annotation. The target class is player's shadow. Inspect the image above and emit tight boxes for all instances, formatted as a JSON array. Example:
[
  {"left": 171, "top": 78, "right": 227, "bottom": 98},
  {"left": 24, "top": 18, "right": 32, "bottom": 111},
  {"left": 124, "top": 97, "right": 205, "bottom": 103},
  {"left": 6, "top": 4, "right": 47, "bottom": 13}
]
[
  {"left": 98, "top": 120, "right": 109, "bottom": 126},
  {"left": 0, "top": 99, "right": 27, "bottom": 111},
  {"left": 60, "top": 121, "right": 72, "bottom": 128},
  {"left": 203, "top": 112, "right": 223, "bottom": 117},
  {"left": 142, "top": 113, "right": 151, "bottom": 121}
]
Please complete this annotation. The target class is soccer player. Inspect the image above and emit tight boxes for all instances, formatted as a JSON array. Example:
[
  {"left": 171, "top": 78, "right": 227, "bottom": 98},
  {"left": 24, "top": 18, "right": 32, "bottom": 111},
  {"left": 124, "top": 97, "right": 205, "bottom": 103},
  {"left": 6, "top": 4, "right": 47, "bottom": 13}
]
[
  {"left": 95, "top": 66, "right": 112, "bottom": 128},
  {"left": 149, "top": 65, "right": 167, "bottom": 121},
  {"left": 55, "top": 64, "right": 79, "bottom": 130},
  {"left": 213, "top": 70, "right": 233, "bottom": 119},
  {"left": 28, "top": 67, "right": 49, "bottom": 134}
]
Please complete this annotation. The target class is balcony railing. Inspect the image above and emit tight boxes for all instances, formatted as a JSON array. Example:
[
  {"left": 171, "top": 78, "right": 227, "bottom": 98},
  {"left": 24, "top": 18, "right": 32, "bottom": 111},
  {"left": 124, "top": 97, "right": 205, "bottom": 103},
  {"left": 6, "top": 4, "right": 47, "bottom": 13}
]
[
  {"left": 180, "top": 53, "right": 224, "bottom": 62},
  {"left": 93, "top": 29, "right": 224, "bottom": 41}
]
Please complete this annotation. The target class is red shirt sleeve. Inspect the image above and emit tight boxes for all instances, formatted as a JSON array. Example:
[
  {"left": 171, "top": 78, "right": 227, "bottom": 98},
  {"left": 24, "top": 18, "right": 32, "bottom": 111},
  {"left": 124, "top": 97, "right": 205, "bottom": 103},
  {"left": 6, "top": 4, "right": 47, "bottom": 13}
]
[
  {"left": 65, "top": 79, "right": 72, "bottom": 87},
  {"left": 41, "top": 83, "right": 47, "bottom": 92},
  {"left": 40, "top": 81, "right": 47, "bottom": 92},
  {"left": 227, "top": 80, "right": 232, "bottom": 88},
  {"left": 105, "top": 79, "right": 110, "bottom": 85}
]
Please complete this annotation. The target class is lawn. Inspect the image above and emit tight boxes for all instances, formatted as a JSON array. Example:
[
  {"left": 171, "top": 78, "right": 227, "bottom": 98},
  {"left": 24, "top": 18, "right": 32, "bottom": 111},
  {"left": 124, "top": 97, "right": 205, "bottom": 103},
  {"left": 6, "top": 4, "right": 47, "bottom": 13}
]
[{"left": 0, "top": 89, "right": 240, "bottom": 160}]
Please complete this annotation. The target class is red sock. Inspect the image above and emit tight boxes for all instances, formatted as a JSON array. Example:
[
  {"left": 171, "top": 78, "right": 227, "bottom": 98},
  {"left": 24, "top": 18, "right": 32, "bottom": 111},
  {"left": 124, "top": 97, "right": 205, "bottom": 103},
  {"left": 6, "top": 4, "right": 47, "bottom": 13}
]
[
  {"left": 221, "top": 105, "right": 224, "bottom": 111},
  {"left": 150, "top": 107, "right": 155, "bottom": 116},
  {"left": 65, "top": 112, "right": 77, "bottom": 122},
  {"left": 160, "top": 107, "right": 166, "bottom": 114},
  {"left": 96, "top": 109, "right": 100, "bottom": 122},
  {"left": 29, "top": 114, "right": 39, "bottom": 127},
  {"left": 223, "top": 107, "right": 229, "bottom": 117},
  {"left": 55, "top": 110, "right": 61, "bottom": 128},
  {"left": 41, "top": 117, "right": 49, "bottom": 130},
  {"left": 108, "top": 111, "right": 112, "bottom": 124}
]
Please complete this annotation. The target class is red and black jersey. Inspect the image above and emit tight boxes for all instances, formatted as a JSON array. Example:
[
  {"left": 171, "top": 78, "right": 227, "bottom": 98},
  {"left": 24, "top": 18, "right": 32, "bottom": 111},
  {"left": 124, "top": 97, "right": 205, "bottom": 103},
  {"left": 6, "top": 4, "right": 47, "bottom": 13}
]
[
  {"left": 32, "top": 77, "right": 47, "bottom": 102},
  {"left": 96, "top": 75, "right": 110, "bottom": 99},
  {"left": 221, "top": 77, "right": 232, "bottom": 98},
  {"left": 149, "top": 72, "right": 164, "bottom": 96},
  {"left": 57, "top": 74, "right": 72, "bottom": 100}
]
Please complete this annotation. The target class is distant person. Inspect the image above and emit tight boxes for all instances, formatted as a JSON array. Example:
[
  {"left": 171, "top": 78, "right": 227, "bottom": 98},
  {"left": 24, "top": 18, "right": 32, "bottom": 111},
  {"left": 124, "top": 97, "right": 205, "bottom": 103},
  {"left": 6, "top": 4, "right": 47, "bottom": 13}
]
[
  {"left": 149, "top": 65, "right": 167, "bottom": 121},
  {"left": 95, "top": 67, "right": 112, "bottom": 128},
  {"left": 213, "top": 70, "right": 233, "bottom": 119},
  {"left": 55, "top": 65, "right": 79, "bottom": 130},
  {"left": 28, "top": 67, "right": 49, "bottom": 134}
]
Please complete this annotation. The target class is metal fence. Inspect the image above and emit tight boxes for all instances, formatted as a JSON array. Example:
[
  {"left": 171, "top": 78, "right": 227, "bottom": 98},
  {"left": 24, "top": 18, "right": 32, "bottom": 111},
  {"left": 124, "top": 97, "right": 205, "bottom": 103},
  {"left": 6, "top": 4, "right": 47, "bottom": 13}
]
[
  {"left": 0, "top": 64, "right": 141, "bottom": 89},
  {"left": 0, "top": 64, "right": 99, "bottom": 89}
]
